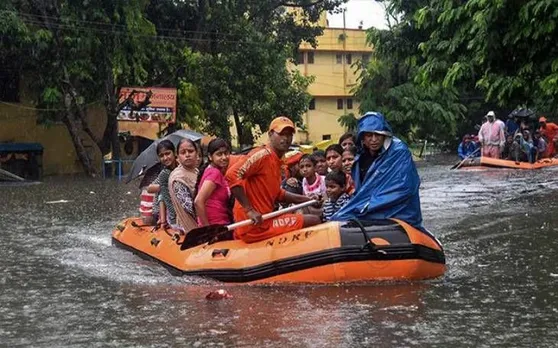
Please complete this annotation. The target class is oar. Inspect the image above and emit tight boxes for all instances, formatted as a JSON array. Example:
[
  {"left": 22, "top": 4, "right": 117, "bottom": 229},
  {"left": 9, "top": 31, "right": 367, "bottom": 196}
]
[
  {"left": 180, "top": 200, "right": 318, "bottom": 250},
  {"left": 451, "top": 147, "right": 480, "bottom": 170}
]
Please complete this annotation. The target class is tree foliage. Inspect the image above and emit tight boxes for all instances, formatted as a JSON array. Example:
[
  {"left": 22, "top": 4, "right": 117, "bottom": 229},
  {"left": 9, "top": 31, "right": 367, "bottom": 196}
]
[
  {"left": 0, "top": 0, "right": 345, "bottom": 174},
  {"left": 416, "top": 0, "right": 558, "bottom": 110}
]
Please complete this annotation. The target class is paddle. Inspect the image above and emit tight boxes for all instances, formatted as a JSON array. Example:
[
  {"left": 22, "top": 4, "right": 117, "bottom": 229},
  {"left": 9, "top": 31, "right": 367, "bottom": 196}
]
[
  {"left": 451, "top": 147, "right": 480, "bottom": 170},
  {"left": 180, "top": 200, "right": 318, "bottom": 250}
]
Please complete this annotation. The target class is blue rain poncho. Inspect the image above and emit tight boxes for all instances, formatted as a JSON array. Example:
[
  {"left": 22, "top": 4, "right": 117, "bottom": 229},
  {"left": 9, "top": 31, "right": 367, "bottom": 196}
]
[{"left": 332, "top": 112, "right": 424, "bottom": 229}]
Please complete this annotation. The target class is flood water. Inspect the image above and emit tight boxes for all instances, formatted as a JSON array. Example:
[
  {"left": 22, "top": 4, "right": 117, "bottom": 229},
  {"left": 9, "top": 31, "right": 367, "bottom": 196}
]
[{"left": 2, "top": 162, "right": 558, "bottom": 347}]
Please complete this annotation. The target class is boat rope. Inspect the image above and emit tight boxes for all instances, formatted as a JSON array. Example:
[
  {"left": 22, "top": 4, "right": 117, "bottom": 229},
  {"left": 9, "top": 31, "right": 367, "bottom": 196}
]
[{"left": 349, "top": 218, "right": 377, "bottom": 252}]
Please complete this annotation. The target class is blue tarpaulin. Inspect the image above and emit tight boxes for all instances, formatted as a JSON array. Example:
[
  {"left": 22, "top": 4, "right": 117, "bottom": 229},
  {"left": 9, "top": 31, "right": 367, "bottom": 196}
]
[{"left": 332, "top": 112, "right": 424, "bottom": 229}]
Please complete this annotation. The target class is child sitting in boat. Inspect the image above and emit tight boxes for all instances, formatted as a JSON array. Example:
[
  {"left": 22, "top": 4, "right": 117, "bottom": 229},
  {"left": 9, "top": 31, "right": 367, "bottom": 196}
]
[
  {"left": 322, "top": 170, "right": 351, "bottom": 221},
  {"left": 194, "top": 138, "right": 232, "bottom": 227},
  {"left": 326, "top": 144, "right": 355, "bottom": 195},
  {"left": 147, "top": 140, "right": 178, "bottom": 228},
  {"left": 312, "top": 150, "right": 328, "bottom": 176},
  {"left": 299, "top": 154, "right": 326, "bottom": 200}
]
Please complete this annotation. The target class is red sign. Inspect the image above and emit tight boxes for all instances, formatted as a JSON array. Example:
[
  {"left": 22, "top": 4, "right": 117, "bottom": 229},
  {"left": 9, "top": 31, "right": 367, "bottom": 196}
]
[{"left": 117, "top": 87, "right": 177, "bottom": 123}]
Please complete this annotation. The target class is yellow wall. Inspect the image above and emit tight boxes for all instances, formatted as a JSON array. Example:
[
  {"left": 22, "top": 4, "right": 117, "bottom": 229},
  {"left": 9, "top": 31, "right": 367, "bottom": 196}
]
[{"left": 0, "top": 103, "right": 105, "bottom": 176}]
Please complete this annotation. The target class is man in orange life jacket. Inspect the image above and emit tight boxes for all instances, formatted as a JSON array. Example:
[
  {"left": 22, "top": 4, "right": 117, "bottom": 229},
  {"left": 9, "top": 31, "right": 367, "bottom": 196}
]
[{"left": 226, "top": 116, "right": 321, "bottom": 243}]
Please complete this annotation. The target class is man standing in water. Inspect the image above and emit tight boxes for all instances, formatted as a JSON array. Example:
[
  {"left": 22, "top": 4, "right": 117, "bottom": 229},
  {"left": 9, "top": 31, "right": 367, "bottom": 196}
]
[
  {"left": 226, "top": 116, "right": 321, "bottom": 243},
  {"left": 331, "top": 112, "right": 424, "bottom": 230},
  {"left": 478, "top": 111, "right": 505, "bottom": 158}
]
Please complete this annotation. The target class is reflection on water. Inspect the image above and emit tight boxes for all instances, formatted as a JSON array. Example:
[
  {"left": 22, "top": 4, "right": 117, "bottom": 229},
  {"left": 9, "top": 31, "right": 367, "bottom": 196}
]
[{"left": 1, "top": 164, "right": 558, "bottom": 347}]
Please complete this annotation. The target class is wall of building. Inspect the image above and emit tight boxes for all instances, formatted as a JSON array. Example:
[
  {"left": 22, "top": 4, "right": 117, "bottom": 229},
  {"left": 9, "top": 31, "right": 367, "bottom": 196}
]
[{"left": 0, "top": 103, "right": 105, "bottom": 175}]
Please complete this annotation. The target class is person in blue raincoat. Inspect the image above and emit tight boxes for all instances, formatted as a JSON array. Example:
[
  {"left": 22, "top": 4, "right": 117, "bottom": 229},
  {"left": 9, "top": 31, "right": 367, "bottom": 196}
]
[
  {"left": 457, "top": 135, "right": 478, "bottom": 160},
  {"left": 331, "top": 112, "right": 423, "bottom": 229}
]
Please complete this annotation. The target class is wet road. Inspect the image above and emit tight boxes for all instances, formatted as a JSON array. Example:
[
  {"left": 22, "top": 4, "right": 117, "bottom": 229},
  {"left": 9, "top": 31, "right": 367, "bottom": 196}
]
[{"left": 1, "top": 163, "right": 558, "bottom": 347}]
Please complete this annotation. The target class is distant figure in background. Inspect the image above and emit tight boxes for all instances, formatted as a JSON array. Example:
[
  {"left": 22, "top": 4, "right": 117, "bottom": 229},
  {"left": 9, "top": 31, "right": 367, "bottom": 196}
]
[
  {"left": 539, "top": 116, "right": 558, "bottom": 157},
  {"left": 478, "top": 111, "right": 505, "bottom": 158},
  {"left": 492, "top": 111, "right": 505, "bottom": 132},
  {"left": 533, "top": 131, "right": 547, "bottom": 160},
  {"left": 514, "top": 130, "right": 536, "bottom": 163},
  {"left": 501, "top": 134, "right": 516, "bottom": 160},
  {"left": 457, "top": 135, "right": 477, "bottom": 160},
  {"left": 505, "top": 114, "right": 520, "bottom": 136}
]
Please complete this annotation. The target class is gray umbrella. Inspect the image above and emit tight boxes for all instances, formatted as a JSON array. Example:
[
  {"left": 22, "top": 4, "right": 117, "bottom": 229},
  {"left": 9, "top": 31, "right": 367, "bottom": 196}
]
[{"left": 125, "top": 129, "right": 203, "bottom": 183}]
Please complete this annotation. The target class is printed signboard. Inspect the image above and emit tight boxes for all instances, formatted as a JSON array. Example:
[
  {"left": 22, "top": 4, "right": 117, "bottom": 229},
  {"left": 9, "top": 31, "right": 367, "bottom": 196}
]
[{"left": 117, "top": 87, "right": 177, "bottom": 123}]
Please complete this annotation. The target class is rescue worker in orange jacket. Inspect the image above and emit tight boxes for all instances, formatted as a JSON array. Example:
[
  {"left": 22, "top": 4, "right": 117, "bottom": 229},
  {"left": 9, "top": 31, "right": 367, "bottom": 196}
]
[
  {"left": 539, "top": 116, "right": 558, "bottom": 157},
  {"left": 226, "top": 116, "right": 321, "bottom": 243}
]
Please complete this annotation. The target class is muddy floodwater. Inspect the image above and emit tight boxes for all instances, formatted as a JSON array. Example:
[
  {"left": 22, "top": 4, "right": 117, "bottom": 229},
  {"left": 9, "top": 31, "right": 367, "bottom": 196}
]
[{"left": 2, "top": 162, "right": 558, "bottom": 347}]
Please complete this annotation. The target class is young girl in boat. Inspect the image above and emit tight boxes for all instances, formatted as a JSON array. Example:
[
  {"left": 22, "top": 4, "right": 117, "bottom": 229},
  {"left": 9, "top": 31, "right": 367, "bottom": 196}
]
[
  {"left": 194, "top": 138, "right": 232, "bottom": 227},
  {"left": 147, "top": 140, "right": 177, "bottom": 228},
  {"left": 326, "top": 144, "right": 355, "bottom": 195},
  {"left": 322, "top": 170, "right": 351, "bottom": 221},
  {"left": 299, "top": 154, "right": 326, "bottom": 200},
  {"left": 312, "top": 150, "right": 328, "bottom": 176},
  {"left": 168, "top": 138, "right": 199, "bottom": 232}
]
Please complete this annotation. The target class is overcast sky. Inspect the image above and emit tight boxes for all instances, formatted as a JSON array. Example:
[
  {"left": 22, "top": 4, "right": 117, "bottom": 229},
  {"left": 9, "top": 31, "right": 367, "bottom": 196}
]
[{"left": 328, "top": 0, "right": 388, "bottom": 30}]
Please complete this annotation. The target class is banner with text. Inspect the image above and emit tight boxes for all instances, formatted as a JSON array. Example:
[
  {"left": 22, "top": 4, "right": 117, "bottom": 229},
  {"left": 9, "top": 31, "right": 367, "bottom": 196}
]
[{"left": 117, "top": 87, "right": 177, "bottom": 123}]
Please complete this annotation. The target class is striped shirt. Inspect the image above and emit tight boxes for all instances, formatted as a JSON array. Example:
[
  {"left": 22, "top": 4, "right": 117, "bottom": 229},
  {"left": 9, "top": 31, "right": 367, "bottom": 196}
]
[
  {"left": 322, "top": 193, "right": 351, "bottom": 221},
  {"left": 153, "top": 168, "right": 175, "bottom": 224}
]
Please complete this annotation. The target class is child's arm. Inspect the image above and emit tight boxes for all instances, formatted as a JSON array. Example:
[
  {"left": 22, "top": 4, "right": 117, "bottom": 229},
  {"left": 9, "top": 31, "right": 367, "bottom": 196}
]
[{"left": 157, "top": 200, "right": 167, "bottom": 228}]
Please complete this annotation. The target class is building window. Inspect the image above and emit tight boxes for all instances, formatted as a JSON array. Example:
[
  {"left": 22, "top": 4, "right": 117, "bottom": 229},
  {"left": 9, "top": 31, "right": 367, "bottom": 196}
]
[
  {"left": 362, "top": 54, "right": 371, "bottom": 64},
  {"left": 336, "top": 54, "right": 342, "bottom": 64},
  {"left": 322, "top": 134, "right": 331, "bottom": 141},
  {"left": 347, "top": 98, "right": 353, "bottom": 110},
  {"left": 307, "top": 52, "right": 314, "bottom": 64},
  {"left": 296, "top": 52, "right": 305, "bottom": 65},
  {"left": 337, "top": 98, "right": 343, "bottom": 110},
  {"left": 346, "top": 54, "right": 352, "bottom": 65},
  {"left": 309, "top": 98, "right": 315, "bottom": 110}
]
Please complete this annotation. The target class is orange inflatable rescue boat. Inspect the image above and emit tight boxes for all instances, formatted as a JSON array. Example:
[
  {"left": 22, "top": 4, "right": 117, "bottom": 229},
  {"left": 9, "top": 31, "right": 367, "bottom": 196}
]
[
  {"left": 458, "top": 156, "right": 558, "bottom": 169},
  {"left": 112, "top": 217, "right": 446, "bottom": 284}
]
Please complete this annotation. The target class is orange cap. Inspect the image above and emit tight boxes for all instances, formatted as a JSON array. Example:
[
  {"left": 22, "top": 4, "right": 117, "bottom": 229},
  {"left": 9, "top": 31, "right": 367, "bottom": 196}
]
[
  {"left": 269, "top": 116, "right": 295, "bottom": 133},
  {"left": 539, "top": 116, "right": 547, "bottom": 123}
]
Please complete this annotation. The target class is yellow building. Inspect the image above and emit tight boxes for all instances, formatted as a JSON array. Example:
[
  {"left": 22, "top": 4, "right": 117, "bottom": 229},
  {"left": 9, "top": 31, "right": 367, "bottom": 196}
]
[
  {"left": 247, "top": 15, "right": 372, "bottom": 146},
  {"left": 294, "top": 19, "right": 372, "bottom": 144}
]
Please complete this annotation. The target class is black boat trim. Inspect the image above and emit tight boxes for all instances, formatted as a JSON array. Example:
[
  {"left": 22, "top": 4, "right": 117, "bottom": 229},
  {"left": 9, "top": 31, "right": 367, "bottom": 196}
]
[{"left": 112, "top": 238, "right": 445, "bottom": 283}]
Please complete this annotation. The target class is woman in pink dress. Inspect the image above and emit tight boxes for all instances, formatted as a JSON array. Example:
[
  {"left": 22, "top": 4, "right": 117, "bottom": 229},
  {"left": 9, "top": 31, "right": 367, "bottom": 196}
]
[{"left": 194, "top": 138, "right": 232, "bottom": 226}]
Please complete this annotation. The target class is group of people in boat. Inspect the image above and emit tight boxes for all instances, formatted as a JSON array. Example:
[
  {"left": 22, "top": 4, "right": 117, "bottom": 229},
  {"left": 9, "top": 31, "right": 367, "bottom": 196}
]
[
  {"left": 458, "top": 110, "right": 558, "bottom": 163},
  {"left": 138, "top": 111, "right": 424, "bottom": 244}
]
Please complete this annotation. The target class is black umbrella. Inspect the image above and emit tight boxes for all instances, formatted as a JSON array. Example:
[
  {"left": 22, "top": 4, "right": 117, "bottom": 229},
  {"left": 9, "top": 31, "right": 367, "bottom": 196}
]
[
  {"left": 509, "top": 108, "right": 535, "bottom": 119},
  {"left": 125, "top": 129, "right": 203, "bottom": 183}
]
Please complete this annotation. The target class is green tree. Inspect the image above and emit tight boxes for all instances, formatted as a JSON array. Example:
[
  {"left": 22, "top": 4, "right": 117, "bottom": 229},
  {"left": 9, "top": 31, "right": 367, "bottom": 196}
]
[
  {"left": 337, "top": 112, "right": 358, "bottom": 132},
  {"left": 354, "top": 1, "right": 466, "bottom": 143},
  {"left": 416, "top": 0, "right": 558, "bottom": 114}
]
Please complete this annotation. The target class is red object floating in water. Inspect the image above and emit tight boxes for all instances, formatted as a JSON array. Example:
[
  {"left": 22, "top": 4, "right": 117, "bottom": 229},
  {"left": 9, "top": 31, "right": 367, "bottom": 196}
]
[{"left": 206, "top": 289, "right": 232, "bottom": 300}]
